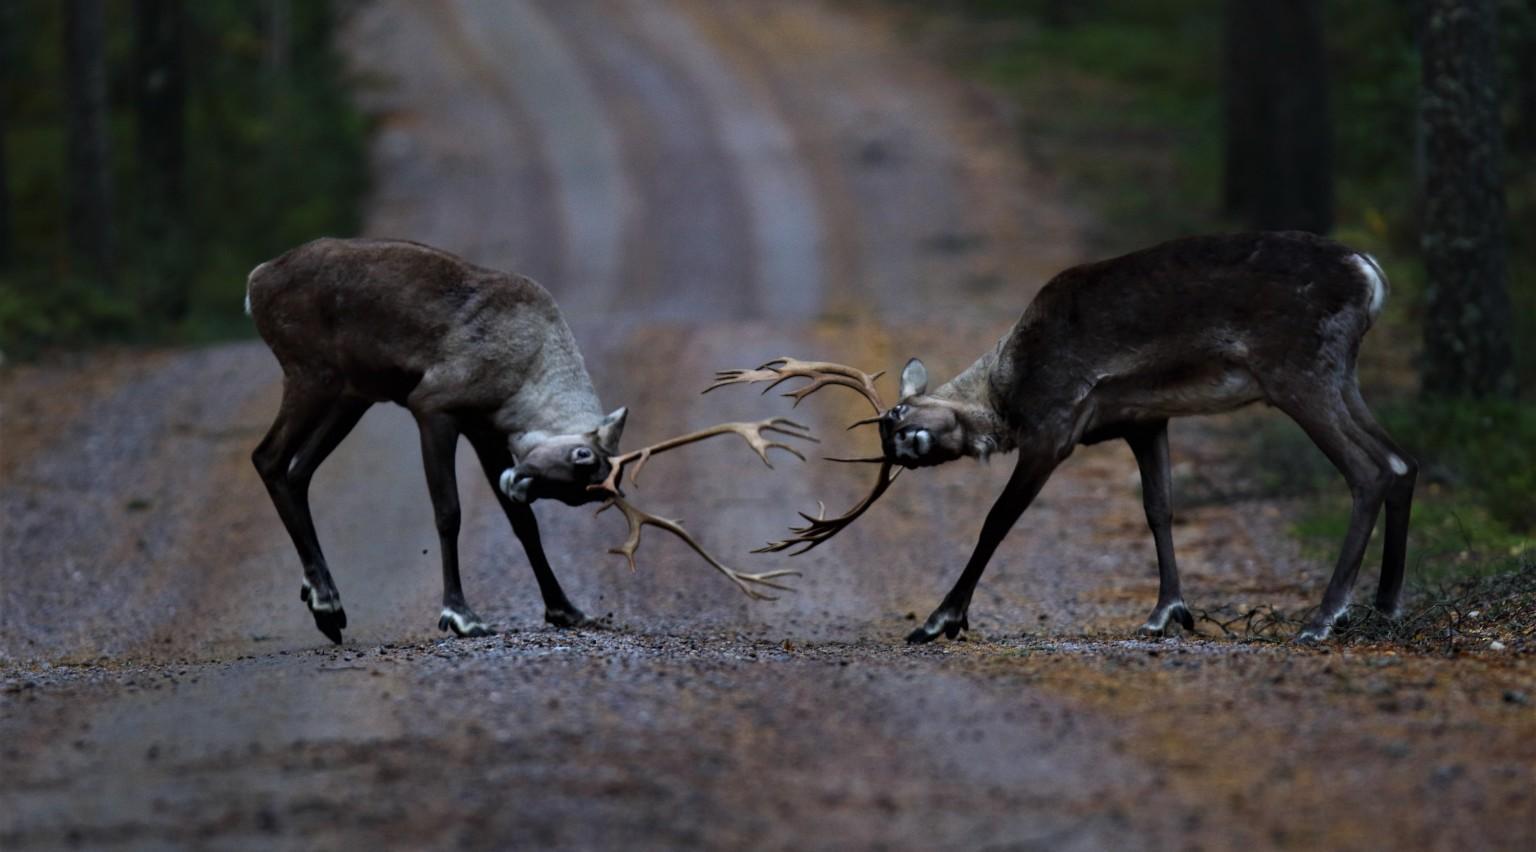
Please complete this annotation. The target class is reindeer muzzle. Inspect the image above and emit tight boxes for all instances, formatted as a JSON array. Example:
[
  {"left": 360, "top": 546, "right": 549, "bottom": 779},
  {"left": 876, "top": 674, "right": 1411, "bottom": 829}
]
[{"left": 499, "top": 468, "right": 534, "bottom": 503}]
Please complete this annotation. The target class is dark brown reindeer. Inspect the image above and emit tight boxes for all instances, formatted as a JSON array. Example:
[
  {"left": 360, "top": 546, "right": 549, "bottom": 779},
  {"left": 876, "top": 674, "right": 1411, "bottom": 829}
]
[
  {"left": 716, "top": 232, "right": 1415, "bottom": 644},
  {"left": 247, "top": 238, "right": 810, "bottom": 644}
]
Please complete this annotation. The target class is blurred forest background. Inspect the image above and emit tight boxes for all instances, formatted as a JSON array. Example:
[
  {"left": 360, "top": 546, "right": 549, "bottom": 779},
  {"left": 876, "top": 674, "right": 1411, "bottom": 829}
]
[
  {"left": 0, "top": 0, "right": 366, "bottom": 352},
  {"left": 1, "top": 0, "right": 1530, "bottom": 568}
]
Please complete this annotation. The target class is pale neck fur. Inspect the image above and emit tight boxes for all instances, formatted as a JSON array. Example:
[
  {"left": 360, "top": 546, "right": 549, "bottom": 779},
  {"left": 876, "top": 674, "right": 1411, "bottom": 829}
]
[
  {"left": 492, "top": 318, "right": 606, "bottom": 449},
  {"left": 930, "top": 333, "right": 1016, "bottom": 458}
]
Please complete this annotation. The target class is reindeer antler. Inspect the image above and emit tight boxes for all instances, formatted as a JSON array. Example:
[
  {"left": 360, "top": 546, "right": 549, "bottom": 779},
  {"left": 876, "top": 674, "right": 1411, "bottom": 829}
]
[
  {"left": 705, "top": 357, "right": 885, "bottom": 413},
  {"left": 755, "top": 461, "right": 901, "bottom": 555},
  {"left": 586, "top": 414, "right": 815, "bottom": 599},
  {"left": 593, "top": 417, "right": 817, "bottom": 496},
  {"left": 597, "top": 497, "right": 801, "bottom": 600},
  {"left": 705, "top": 356, "right": 900, "bottom": 554}
]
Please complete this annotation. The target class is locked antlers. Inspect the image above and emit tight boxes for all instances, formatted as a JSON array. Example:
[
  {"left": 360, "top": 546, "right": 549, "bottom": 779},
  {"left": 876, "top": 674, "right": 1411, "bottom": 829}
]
[
  {"left": 594, "top": 417, "right": 816, "bottom": 496},
  {"left": 597, "top": 497, "right": 800, "bottom": 600},
  {"left": 706, "top": 356, "right": 899, "bottom": 555},
  {"left": 706, "top": 357, "right": 885, "bottom": 414},
  {"left": 588, "top": 413, "right": 816, "bottom": 600}
]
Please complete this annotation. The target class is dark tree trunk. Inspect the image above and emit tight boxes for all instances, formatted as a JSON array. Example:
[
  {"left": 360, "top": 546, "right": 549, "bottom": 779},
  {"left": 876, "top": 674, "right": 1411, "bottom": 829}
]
[
  {"left": 1222, "top": 0, "right": 1334, "bottom": 234},
  {"left": 135, "top": 0, "right": 185, "bottom": 210},
  {"left": 1420, "top": 0, "right": 1514, "bottom": 398},
  {"left": 266, "top": 0, "right": 291, "bottom": 76},
  {"left": 134, "top": 0, "right": 188, "bottom": 319},
  {"left": 1510, "top": 0, "right": 1536, "bottom": 156},
  {"left": 0, "top": 3, "right": 13, "bottom": 270},
  {"left": 0, "top": 73, "right": 11, "bottom": 271},
  {"left": 65, "top": 0, "right": 114, "bottom": 286}
]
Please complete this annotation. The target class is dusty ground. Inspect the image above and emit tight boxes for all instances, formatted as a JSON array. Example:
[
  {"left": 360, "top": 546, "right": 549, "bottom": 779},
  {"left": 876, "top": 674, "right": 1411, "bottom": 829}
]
[{"left": 2, "top": 1, "right": 1532, "bottom": 849}]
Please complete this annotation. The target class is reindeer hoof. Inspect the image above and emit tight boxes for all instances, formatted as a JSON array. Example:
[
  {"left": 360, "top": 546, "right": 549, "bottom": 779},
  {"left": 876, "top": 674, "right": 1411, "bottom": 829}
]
[
  {"left": 439, "top": 607, "right": 493, "bottom": 638},
  {"left": 301, "top": 582, "right": 347, "bottom": 644},
  {"left": 1296, "top": 608, "right": 1345, "bottom": 644},
  {"left": 1295, "top": 623, "right": 1331, "bottom": 644},
  {"left": 906, "top": 610, "right": 969, "bottom": 644},
  {"left": 310, "top": 607, "right": 347, "bottom": 645},
  {"left": 544, "top": 606, "right": 589, "bottom": 629},
  {"left": 1137, "top": 602, "right": 1194, "bottom": 637}
]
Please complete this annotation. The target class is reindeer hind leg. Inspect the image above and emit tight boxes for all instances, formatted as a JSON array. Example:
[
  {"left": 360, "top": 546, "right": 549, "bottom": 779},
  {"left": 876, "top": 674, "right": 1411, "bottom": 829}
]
[
  {"left": 1269, "top": 384, "right": 1392, "bottom": 642},
  {"left": 253, "top": 378, "right": 356, "bottom": 643},
  {"left": 1341, "top": 384, "right": 1416, "bottom": 618}
]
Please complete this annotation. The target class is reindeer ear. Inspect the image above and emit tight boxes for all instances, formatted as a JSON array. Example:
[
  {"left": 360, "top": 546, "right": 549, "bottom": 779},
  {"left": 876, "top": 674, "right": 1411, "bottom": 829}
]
[
  {"left": 594, "top": 406, "right": 627, "bottom": 453},
  {"left": 899, "top": 358, "right": 928, "bottom": 399}
]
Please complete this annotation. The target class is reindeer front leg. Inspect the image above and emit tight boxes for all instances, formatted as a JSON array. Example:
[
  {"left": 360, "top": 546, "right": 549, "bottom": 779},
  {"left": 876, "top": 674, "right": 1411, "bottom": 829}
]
[
  {"left": 908, "top": 448, "right": 1063, "bottom": 644},
  {"left": 417, "top": 413, "right": 492, "bottom": 638},
  {"left": 1125, "top": 421, "right": 1195, "bottom": 636},
  {"left": 463, "top": 430, "right": 588, "bottom": 628}
]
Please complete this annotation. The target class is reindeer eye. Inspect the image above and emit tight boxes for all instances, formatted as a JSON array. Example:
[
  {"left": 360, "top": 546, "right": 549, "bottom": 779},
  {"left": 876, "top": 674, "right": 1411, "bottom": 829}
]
[
  {"left": 570, "top": 447, "right": 595, "bottom": 464},
  {"left": 888, "top": 404, "right": 909, "bottom": 421}
]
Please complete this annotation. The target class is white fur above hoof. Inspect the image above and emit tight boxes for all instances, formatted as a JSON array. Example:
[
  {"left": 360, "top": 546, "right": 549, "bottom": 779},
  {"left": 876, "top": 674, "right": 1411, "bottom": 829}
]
[
  {"left": 1137, "top": 602, "right": 1194, "bottom": 637},
  {"left": 439, "top": 608, "right": 492, "bottom": 638}
]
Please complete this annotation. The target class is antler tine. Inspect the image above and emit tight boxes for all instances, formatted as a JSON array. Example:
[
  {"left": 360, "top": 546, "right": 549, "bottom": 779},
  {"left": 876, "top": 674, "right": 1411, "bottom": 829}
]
[
  {"left": 592, "top": 417, "right": 818, "bottom": 495},
  {"left": 703, "top": 356, "right": 886, "bottom": 413},
  {"left": 754, "top": 461, "right": 901, "bottom": 556},
  {"left": 597, "top": 497, "right": 801, "bottom": 600}
]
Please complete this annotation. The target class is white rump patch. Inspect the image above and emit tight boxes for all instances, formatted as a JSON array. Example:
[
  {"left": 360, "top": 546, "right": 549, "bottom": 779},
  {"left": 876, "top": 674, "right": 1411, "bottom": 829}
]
[
  {"left": 245, "top": 260, "right": 271, "bottom": 317},
  {"left": 1349, "top": 254, "right": 1387, "bottom": 319},
  {"left": 1389, "top": 454, "right": 1408, "bottom": 476}
]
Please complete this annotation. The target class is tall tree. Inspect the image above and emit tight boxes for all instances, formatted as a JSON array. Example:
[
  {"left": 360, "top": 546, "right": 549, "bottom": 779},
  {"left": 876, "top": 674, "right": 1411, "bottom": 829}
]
[
  {"left": 1420, "top": 0, "right": 1514, "bottom": 398},
  {"left": 64, "top": 0, "right": 114, "bottom": 285},
  {"left": 134, "top": 0, "right": 188, "bottom": 319},
  {"left": 0, "top": 3, "right": 14, "bottom": 270},
  {"left": 0, "top": 66, "right": 12, "bottom": 272},
  {"left": 1222, "top": 0, "right": 1334, "bottom": 234}
]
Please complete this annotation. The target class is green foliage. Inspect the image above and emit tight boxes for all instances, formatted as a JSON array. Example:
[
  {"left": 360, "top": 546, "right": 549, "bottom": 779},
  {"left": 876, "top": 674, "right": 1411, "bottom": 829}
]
[
  {"left": 0, "top": 1, "right": 368, "bottom": 356},
  {"left": 1244, "top": 397, "right": 1536, "bottom": 578}
]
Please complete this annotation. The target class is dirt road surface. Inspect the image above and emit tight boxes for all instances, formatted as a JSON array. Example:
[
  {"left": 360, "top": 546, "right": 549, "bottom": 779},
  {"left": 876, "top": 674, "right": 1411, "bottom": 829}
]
[{"left": 3, "top": 2, "right": 1532, "bottom": 849}]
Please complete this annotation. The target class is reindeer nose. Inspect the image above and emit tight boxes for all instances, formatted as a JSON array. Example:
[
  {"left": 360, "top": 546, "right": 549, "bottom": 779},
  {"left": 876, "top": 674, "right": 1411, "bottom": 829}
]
[
  {"left": 893, "top": 426, "right": 933, "bottom": 460},
  {"left": 499, "top": 469, "right": 535, "bottom": 503}
]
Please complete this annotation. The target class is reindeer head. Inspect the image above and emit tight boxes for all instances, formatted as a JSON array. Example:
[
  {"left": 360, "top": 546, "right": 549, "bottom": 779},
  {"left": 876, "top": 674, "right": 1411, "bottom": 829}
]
[
  {"left": 500, "top": 407, "right": 627, "bottom": 505},
  {"left": 880, "top": 359, "right": 993, "bottom": 468}
]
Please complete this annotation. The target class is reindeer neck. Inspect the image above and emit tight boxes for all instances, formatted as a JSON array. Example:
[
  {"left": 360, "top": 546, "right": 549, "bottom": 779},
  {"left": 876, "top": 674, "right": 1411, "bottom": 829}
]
[
  {"left": 492, "top": 321, "right": 606, "bottom": 442},
  {"left": 932, "top": 334, "right": 1015, "bottom": 457}
]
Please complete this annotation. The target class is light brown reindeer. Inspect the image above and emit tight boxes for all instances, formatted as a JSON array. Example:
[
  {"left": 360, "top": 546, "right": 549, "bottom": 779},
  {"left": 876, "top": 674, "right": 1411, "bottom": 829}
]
[
  {"left": 247, "top": 238, "right": 810, "bottom": 644},
  {"left": 714, "top": 232, "right": 1416, "bottom": 644}
]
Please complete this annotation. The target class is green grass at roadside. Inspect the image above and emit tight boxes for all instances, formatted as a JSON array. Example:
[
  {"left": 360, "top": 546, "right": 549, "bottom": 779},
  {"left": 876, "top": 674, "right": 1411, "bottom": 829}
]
[{"left": 1248, "top": 397, "right": 1535, "bottom": 581}]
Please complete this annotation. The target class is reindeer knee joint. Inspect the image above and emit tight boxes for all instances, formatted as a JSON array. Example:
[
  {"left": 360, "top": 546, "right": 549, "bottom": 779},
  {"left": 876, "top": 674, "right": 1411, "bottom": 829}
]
[{"left": 252, "top": 447, "right": 283, "bottom": 481}]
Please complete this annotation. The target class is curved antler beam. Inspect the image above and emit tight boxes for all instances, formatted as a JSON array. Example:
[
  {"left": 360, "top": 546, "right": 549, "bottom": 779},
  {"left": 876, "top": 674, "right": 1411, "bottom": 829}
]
[
  {"left": 598, "top": 497, "right": 801, "bottom": 600},
  {"left": 592, "top": 417, "right": 817, "bottom": 496},
  {"left": 704, "top": 357, "right": 886, "bottom": 413}
]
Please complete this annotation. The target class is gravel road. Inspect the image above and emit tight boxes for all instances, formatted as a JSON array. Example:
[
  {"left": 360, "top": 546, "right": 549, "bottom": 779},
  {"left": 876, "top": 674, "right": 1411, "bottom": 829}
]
[{"left": 3, "top": 1, "right": 1532, "bottom": 849}]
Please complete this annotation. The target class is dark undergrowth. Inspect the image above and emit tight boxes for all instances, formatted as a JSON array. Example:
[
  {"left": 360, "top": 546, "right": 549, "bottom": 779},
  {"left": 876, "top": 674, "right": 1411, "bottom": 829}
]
[{"left": 1194, "top": 556, "right": 1536, "bottom": 657}]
